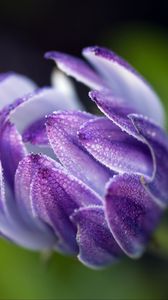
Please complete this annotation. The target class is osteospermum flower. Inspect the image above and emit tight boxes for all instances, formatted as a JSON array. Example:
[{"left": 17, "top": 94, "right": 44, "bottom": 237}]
[{"left": 0, "top": 46, "right": 168, "bottom": 269}]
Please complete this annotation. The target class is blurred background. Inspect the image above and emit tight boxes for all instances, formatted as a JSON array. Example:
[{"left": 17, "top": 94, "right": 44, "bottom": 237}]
[{"left": 0, "top": 0, "right": 168, "bottom": 299}]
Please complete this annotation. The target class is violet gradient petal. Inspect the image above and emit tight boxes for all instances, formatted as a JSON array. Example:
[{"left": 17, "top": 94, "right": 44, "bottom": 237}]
[
  {"left": 22, "top": 118, "right": 48, "bottom": 145},
  {"left": 45, "top": 51, "right": 106, "bottom": 90},
  {"left": 46, "top": 111, "right": 113, "bottom": 196},
  {"left": 79, "top": 117, "right": 153, "bottom": 177},
  {"left": 0, "top": 121, "right": 27, "bottom": 188},
  {"left": 83, "top": 46, "right": 164, "bottom": 126},
  {"left": 14, "top": 153, "right": 57, "bottom": 224},
  {"left": 90, "top": 91, "right": 168, "bottom": 206},
  {"left": 89, "top": 90, "right": 138, "bottom": 136},
  {"left": 105, "top": 173, "right": 163, "bottom": 257},
  {"left": 31, "top": 158, "right": 102, "bottom": 254},
  {"left": 0, "top": 160, "right": 56, "bottom": 250},
  {"left": 130, "top": 114, "right": 168, "bottom": 206},
  {"left": 71, "top": 205, "right": 122, "bottom": 269},
  {"left": 0, "top": 72, "right": 36, "bottom": 110},
  {"left": 1, "top": 86, "right": 82, "bottom": 139}
]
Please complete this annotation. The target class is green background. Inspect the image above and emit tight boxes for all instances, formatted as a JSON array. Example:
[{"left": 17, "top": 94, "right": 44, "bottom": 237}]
[{"left": 0, "top": 24, "right": 168, "bottom": 299}]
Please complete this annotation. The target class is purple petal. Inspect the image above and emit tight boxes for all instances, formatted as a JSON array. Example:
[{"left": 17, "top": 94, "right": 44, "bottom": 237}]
[
  {"left": 14, "top": 153, "right": 58, "bottom": 223},
  {"left": 31, "top": 157, "right": 102, "bottom": 254},
  {"left": 89, "top": 90, "right": 138, "bottom": 136},
  {"left": 22, "top": 118, "right": 48, "bottom": 145},
  {"left": 105, "top": 173, "right": 163, "bottom": 257},
  {"left": 0, "top": 72, "right": 36, "bottom": 111},
  {"left": 90, "top": 91, "right": 168, "bottom": 207},
  {"left": 1, "top": 87, "right": 81, "bottom": 135},
  {"left": 130, "top": 114, "right": 168, "bottom": 206},
  {"left": 0, "top": 158, "right": 56, "bottom": 250},
  {"left": 0, "top": 121, "right": 27, "bottom": 188},
  {"left": 79, "top": 117, "right": 153, "bottom": 177},
  {"left": 71, "top": 205, "right": 122, "bottom": 269},
  {"left": 83, "top": 46, "right": 164, "bottom": 126},
  {"left": 45, "top": 51, "right": 106, "bottom": 90},
  {"left": 46, "top": 111, "right": 113, "bottom": 196}
]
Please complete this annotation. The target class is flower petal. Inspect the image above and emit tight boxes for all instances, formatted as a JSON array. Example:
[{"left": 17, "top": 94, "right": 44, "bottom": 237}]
[
  {"left": 89, "top": 90, "right": 138, "bottom": 136},
  {"left": 14, "top": 153, "right": 57, "bottom": 223},
  {"left": 105, "top": 173, "right": 163, "bottom": 257},
  {"left": 46, "top": 111, "right": 113, "bottom": 196},
  {"left": 31, "top": 157, "right": 102, "bottom": 254},
  {"left": 1, "top": 87, "right": 81, "bottom": 135},
  {"left": 45, "top": 51, "right": 106, "bottom": 90},
  {"left": 79, "top": 117, "right": 153, "bottom": 177},
  {"left": 71, "top": 205, "right": 122, "bottom": 269},
  {"left": 0, "top": 121, "right": 27, "bottom": 188},
  {"left": 130, "top": 114, "right": 168, "bottom": 206},
  {"left": 83, "top": 46, "right": 164, "bottom": 126},
  {"left": 90, "top": 91, "right": 168, "bottom": 207},
  {"left": 22, "top": 118, "right": 48, "bottom": 145},
  {"left": 0, "top": 159, "right": 56, "bottom": 250},
  {"left": 0, "top": 72, "right": 36, "bottom": 110}
]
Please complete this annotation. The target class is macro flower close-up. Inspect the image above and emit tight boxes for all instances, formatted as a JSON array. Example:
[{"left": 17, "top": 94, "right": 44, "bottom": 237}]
[{"left": 0, "top": 45, "right": 168, "bottom": 270}]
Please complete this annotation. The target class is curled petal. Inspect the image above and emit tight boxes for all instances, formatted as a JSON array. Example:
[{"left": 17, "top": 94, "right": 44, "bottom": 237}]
[
  {"left": 90, "top": 91, "right": 168, "bottom": 207},
  {"left": 0, "top": 121, "right": 27, "bottom": 188},
  {"left": 105, "top": 173, "right": 163, "bottom": 257},
  {"left": 130, "top": 114, "right": 168, "bottom": 206},
  {"left": 71, "top": 205, "right": 122, "bottom": 269},
  {"left": 46, "top": 111, "right": 113, "bottom": 196},
  {"left": 0, "top": 159, "right": 56, "bottom": 250},
  {"left": 83, "top": 46, "right": 164, "bottom": 126},
  {"left": 89, "top": 90, "right": 143, "bottom": 136},
  {"left": 45, "top": 51, "right": 106, "bottom": 90},
  {"left": 0, "top": 72, "right": 36, "bottom": 111},
  {"left": 31, "top": 156, "right": 102, "bottom": 254},
  {"left": 1, "top": 87, "right": 82, "bottom": 134},
  {"left": 79, "top": 117, "right": 152, "bottom": 177},
  {"left": 14, "top": 153, "right": 57, "bottom": 223}
]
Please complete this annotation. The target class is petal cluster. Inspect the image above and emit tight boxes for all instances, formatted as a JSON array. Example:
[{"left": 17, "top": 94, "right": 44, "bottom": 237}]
[{"left": 0, "top": 46, "right": 167, "bottom": 269}]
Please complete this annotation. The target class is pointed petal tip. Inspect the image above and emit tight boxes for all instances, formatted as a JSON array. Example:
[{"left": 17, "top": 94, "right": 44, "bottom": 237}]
[
  {"left": 82, "top": 46, "right": 99, "bottom": 55},
  {"left": 88, "top": 90, "right": 99, "bottom": 102},
  {"left": 44, "top": 51, "right": 55, "bottom": 60},
  {"left": 89, "top": 90, "right": 110, "bottom": 106},
  {"left": 44, "top": 51, "right": 73, "bottom": 62},
  {"left": 83, "top": 46, "right": 115, "bottom": 59},
  {"left": 83, "top": 45, "right": 136, "bottom": 71}
]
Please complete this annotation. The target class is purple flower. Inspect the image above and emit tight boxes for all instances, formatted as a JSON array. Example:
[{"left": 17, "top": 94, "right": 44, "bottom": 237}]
[{"left": 0, "top": 46, "right": 167, "bottom": 269}]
